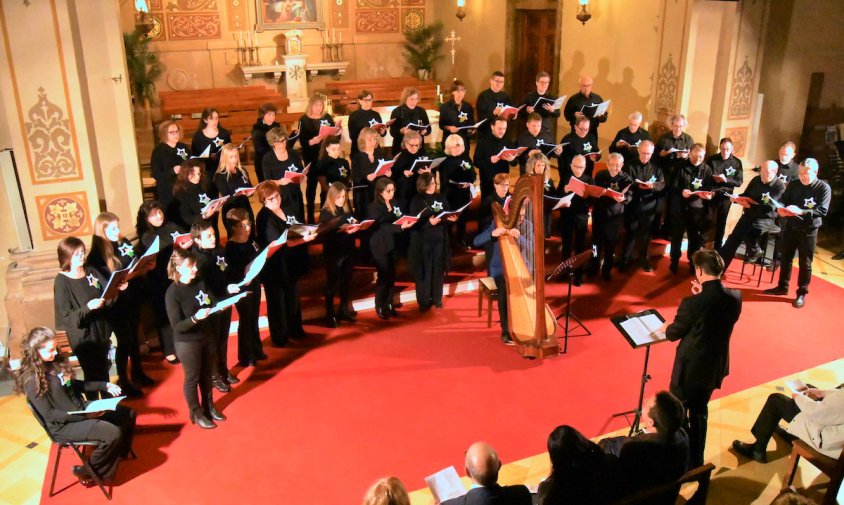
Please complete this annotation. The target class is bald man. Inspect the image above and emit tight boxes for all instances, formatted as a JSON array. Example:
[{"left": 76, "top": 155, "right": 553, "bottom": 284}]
[
  {"left": 563, "top": 75, "right": 608, "bottom": 136},
  {"left": 442, "top": 442, "right": 532, "bottom": 505}
]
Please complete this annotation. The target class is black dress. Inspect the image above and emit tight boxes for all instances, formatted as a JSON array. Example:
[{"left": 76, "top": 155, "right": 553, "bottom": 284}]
[
  {"left": 350, "top": 147, "right": 385, "bottom": 218},
  {"left": 224, "top": 239, "right": 263, "bottom": 363},
  {"left": 193, "top": 244, "right": 231, "bottom": 379},
  {"left": 251, "top": 119, "right": 279, "bottom": 183},
  {"left": 368, "top": 200, "right": 404, "bottom": 311},
  {"left": 389, "top": 105, "right": 430, "bottom": 156},
  {"left": 140, "top": 222, "right": 184, "bottom": 357},
  {"left": 408, "top": 192, "right": 450, "bottom": 309},
  {"left": 53, "top": 269, "right": 112, "bottom": 382},
  {"left": 150, "top": 141, "right": 190, "bottom": 217},
  {"left": 439, "top": 153, "right": 476, "bottom": 243},
  {"left": 320, "top": 156, "right": 352, "bottom": 187},
  {"left": 392, "top": 149, "right": 426, "bottom": 210},
  {"left": 438, "top": 100, "right": 475, "bottom": 150},
  {"left": 319, "top": 207, "right": 357, "bottom": 317},
  {"left": 262, "top": 149, "right": 306, "bottom": 223},
  {"left": 173, "top": 180, "right": 212, "bottom": 231},
  {"left": 191, "top": 127, "right": 232, "bottom": 193},
  {"left": 213, "top": 169, "right": 255, "bottom": 227},
  {"left": 348, "top": 108, "right": 386, "bottom": 156},
  {"left": 295, "top": 114, "right": 335, "bottom": 223}
]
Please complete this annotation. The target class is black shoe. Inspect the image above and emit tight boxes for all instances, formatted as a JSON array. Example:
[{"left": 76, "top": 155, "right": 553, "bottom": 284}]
[
  {"left": 376, "top": 307, "right": 389, "bottom": 320},
  {"left": 641, "top": 261, "right": 653, "bottom": 272},
  {"left": 388, "top": 305, "right": 399, "bottom": 317},
  {"left": 165, "top": 354, "right": 180, "bottom": 365},
  {"left": 226, "top": 373, "right": 240, "bottom": 384},
  {"left": 419, "top": 304, "right": 431, "bottom": 313},
  {"left": 272, "top": 340, "right": 288, "bottom": 348},
  {"left": 325, "top": 315, "right": 338, "bottom": 328},
  {"left": 72, "top": 465, "right": 95, "bottom": 487},
  {"left": 256, "top": 353, "right": 268, "bottom": 361},
  {"left": 501, "top": 333, "right": 514, "bottom": 346},
  {"left": 773, "top": 425, "right": 797, "bottom": 442},
  {"left": 133, "top": 371, "right": 155, "bottom": 387},
  {"left": 793, "top": 295, "right": 805, "bottom": 308},
  {"left": 212, "top": 376, "right": 231, "bottom": 393},
  {"left": 732, "top": 440, "right": 767, "bottom": 463},
  {"left": 434, "top": 302, "right": 443, "bottom": 309},
  {"left": 190, "top": 411, "right": 216, "bottom": 429},
  {"left": 338, "top": 308, "right": 357, "bottom": 322},
  {"left": 763, "top": 286, "right": 788, "bottom": 296},
  {"left": 117, "top": 379, "right": 143, "bottom": 398},
  {"left": 206, "top": 405, "right": 226, "bottom": 422},
  {"left": 669, "top": 262, "right": 678, "bottom": 274},
  {"left": 832, "top": 251, "right": 844, "bottom": 261}
]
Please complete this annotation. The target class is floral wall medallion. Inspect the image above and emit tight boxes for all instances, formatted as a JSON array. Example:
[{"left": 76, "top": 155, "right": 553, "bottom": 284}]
[{"left": 36, "top": 192, "right": 92, "bottom": 240}]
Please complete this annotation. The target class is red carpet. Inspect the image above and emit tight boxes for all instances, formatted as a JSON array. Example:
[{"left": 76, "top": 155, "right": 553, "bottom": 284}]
[{"left": 41, "top": 259, "right": 844, "bottom": 504}]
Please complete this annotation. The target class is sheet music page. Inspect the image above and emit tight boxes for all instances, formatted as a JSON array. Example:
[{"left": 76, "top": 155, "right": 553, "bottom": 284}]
[
  {"left": 620, "top": 313, "right": 665, "bottom": 346},
  {"left": 425, "top": 466, "right": 466, "bottom": 503}
]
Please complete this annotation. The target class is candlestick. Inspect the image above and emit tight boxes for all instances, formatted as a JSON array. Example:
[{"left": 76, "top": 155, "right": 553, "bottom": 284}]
[{"left": 338, "top": 31, "right": 342, "bottom": 44}]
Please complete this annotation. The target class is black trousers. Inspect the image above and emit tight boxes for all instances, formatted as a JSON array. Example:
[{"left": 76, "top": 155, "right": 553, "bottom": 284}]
[
  {"left": 151, "top": 293, "right": 176, "bottom": 357},
  {"left": 55, "top": 405, "right": 136, "bottom": 482},
  {"left": 494, "top": 275, "right": 509, "bottom": 335},
  {"left": 305, "top": 172, "right": 326, "bottom": 224},
  {"left": 373, "top": 250, "right": 397, "bottom": 309},
  {"left": 750, "top": 393, "right": 801, "bottom": 451},
  {"left": 110, "top": 299, "right": 144, "bottom": 383},
  {"left": 671, "top": 384, "right": 713, "bottom": 468},
  {"left": 670, "top": 201, "right": 708, "bottom": 265},
  {"left": 412, "top": 241, "right": 446, "bottom": 308},
  {"left": 174, "top": 339, "right": 216, "bottom": 416},
  {"left": 263, "top": 279, "right": 304, "bottom": 345},
  {"left": 72, "top": 337, "right": 111, "bottom": 384},
  {"left": 710, "top": 196, "right": 732, "bottom": 248},
  {"left": 213, "top": 310, "right": 232, "bottom": 377},
  {"left": 560, "top": 213, "right": 589, "bottom": 261},
  {"left": 718, "top": 216, "right": 778, "bottom": 270},
  {"left": 776, "top": 225, "right": 818, "bottom": 296},
  {"left": 623, "top": 210, "right": 656, "bottom": 265},
  {"left": 594, "top": 214, "right": 624, "bottom": 274},
  {"left": 235, "top": 290, "right": 263, "bottom": 362},
  {"left": 325, "top": 254, "right": 354, "bottom": 313}
]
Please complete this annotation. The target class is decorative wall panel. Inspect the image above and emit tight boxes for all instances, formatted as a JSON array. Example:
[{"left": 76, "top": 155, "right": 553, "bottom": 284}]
[
  {"left": 226, "top": 0, "right": 249, "bottom": 31},
  {"left": 167, "top": 13, "right": 221, "bottom": 39},
  {"left": 356, "top": 0, "right": 397, "bottom": 7},
  {"left": 724, "top": 126, "right": 748, "bottom": 157},
  {"left": 24, "top": 87, "right": 79, "bottom": 182},
  {"left": 655, "top": 54, "right": 678, "bottom": 113},
  {"left": 728, "top": 57, "right": 754, "bottom": 120},
  {"left": 330, "top": 0, "right": 350, "bottom": 28},
  {"left": 355, "top": 9, "right": 399, "bottom": 33},
  {"left": 401, "top": 8, "right": 423, "bottom": 32},
  {"left": 36, "top": 192, "right": 93, "bottom": 240}
]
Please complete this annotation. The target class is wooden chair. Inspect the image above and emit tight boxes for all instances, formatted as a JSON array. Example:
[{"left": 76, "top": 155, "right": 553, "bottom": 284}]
[
  {"left": 26, "top": 399, "right": 114, "bottom": 499},
  {"left": 612, "top": 463, "right": 715, "bottom": 505},
  {"left": 477, "top": 277, "right": 499, "bottom": 328},
  {"left": 781, "top": 439, "right": 844, "bottom": 504}
]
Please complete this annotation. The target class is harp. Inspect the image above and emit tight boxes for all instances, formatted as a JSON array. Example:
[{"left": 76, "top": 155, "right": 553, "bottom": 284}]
[{"left": 491, "top": 174, "right": 559, "bottom": 359}]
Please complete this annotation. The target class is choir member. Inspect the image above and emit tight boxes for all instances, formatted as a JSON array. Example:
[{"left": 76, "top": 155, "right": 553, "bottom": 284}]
[
  {"left": 191, "top": 107, "right": 231, "bottom": 194},
  {"left": 368, "top": 177, "right": 414, "bottom": 319},
  {"left": 296, "top": 93, "right": 336, "bottom": 223},
  {"left": 439, "top": 80, "right": 476, "bottom": 151},
  {"left": 563, "top": 75, "right": 608, "bottom": 136},
  {"left": 763, "top": 158, "right": 832, "bottom": 308},
  {"left": 558, "top": 155, "right": 594, "bottom": 283},
  {"left": 223, "top": 208, "right": 266, "bottom": 367},
  {"left": 348, "top": 90, "right": 387, "bottom": 157},
  {"left": 476, "top": 71, "right": 511, "bottom": 138},
  {"left": 262, "top": 127, "right": 306, "bottom": 223},
  {"left": 609, "top": 111, "right": 651, "bottom": 158},
  {"left": 526, "top": 153, "right": 556, "bottom": 238},
  {"left": 16, "top": 327, "right": 136, "bottom": 487},
  {"left": 389, "top": 87, "right": 431, "bottom": 156},
  {"left": 439, "top": 133, "right": 476, "bottom": 248},
  {"left": 776, "top": 141, "right": 799, "bottom": 183},
  {"left": 150, "top": 119, "right": 189, "bottom": 218},
  {"left": 592, "top": 153, "right": 632, "bottom": 281},
  {"left": 214, "top": 143, "right": 255, "bottom": 228},
  {"left": 319, "top": 135, "right": 351, "bottom": 187},
  {"left": 165, "top": 247, "right": 225, "bottom": 429},
  {"left": 517, "top": 112, "right": 560, "bottom": 174},
  {"left": 561, "top": 116, "right": 601, "bottom": 179},
  {"left": 319, "top": 182, "right": 359, "bottom": 327},
  {"left": 621, "top": 141, "right": 664, "bottom": 272},
  {"left": 655, "top": 113, "right": 694, "bottom": 236},
  {"left": 190, "top": 220, "right": 239, "bottom": 392},
  {"left": 86, "top": 212, "right": 152, "bottom": 397},
  {"left": 668, "top": 144, "right": 714, "bottom": 274},
  {"left": 255, "top": 181, "right": 316, "bottom": 346},
  {"left": 53, "top": 237, "right": 113, "bottom": 383},
  {"left": 135, "top": 200, "right": 183, "bottom": 364},
  {"left": 718, "top": 160, "right": 785, "bottom": 270},
  {"left": 251, "top": 102, "right": 280, "bottom": 184},
  {"left": 351, "top": 126, "right": 389, "bottom": 218},
  {"left": 707, "top": 137, "right": 743, "bottom": 248},
  {"left": 392, "top": 130, "right": 430, "bottom": 210},
  {"left": 173, "top": 159, "right": 214, "bottom": 231},
  {"left": 520, "top": 71, "right": 560, "bottom": 136},
  {"left": 474, "top": 116, "right": 517, "bottom": 202},
  {"left": 409, "top": 172, "right": 457, "bottom": 312},
  {"left": 479, "top": 172, "right": 511, "bottom": 233}
]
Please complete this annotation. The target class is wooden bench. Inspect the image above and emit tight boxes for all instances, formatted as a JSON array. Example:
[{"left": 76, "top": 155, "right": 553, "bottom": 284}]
[
  {"left": 612, "top": 463, "right": 715, "bottom": 505},
  {"left": 477, "top": 276, "right": 499, "bottom": 328},
  {"left": 325, "top": 77, "right": 441, "bottom": 113}
]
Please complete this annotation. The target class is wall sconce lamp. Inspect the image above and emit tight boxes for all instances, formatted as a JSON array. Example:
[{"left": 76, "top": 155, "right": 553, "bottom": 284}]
[
  {"left": 134, "top": 0, "right": 154, "bottom": 36},
  {"left": 576, "top": 0, "right": 592, "bottom": 25},
  {"left": 456, "top": 0, "right": 466, "bottom": 22}
]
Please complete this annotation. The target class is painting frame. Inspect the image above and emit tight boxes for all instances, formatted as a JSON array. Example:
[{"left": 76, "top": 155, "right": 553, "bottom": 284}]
[{"left": 256, "top": 0, "right": 325, "bottom": 31}]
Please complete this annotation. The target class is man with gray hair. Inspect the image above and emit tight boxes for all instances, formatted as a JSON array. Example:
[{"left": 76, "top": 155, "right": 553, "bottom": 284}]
[
  {"left": 610, "top": 111, "right": 652, "bottom": 158},
  {"left": 763, "top": 158, "right": 832, "bottom": 308},
  {"left": 442, "top": 442, "right": 532, "bottom": 505},
  {"left": 593, "top": 152, "right": 632, "bottom": 281}
]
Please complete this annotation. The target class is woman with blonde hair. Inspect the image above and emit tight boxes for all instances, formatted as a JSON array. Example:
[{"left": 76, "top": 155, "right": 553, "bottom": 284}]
[
  {"left": 319, "top": 182, "right": 358, "bottom": 327},
  {"left": 361, "top": 476, "right": 410, "bottom": 505},
  {"left": 295, "top": 93, "right": 337, "bottom": 223},
  {"left": 86, "top": 212, "right": 151, "bottom": 397},
  {"left": 351, "top": 127, "right": 389, "bottom": 218},
  {"left": 439, "top": 133, "right": 477, "bottom": 247},
  {"left": 389, "top": 86, "right": 430, "bottom": 156},
  {"left": 214, "top": 142, "right": 255, "bottom": 227}
]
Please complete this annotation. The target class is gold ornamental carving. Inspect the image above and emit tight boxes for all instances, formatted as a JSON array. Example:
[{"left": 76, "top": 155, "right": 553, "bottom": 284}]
[{"left": 24, "top": 87, "right": 79, "bottom": 182}]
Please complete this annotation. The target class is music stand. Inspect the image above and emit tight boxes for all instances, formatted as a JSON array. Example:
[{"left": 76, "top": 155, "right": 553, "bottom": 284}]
[
  {"left": 547, "top": 249, "right": 594, "bottom": 353},
  {"left": 610, "top": 309, "right": 668, "bottom": 436}
]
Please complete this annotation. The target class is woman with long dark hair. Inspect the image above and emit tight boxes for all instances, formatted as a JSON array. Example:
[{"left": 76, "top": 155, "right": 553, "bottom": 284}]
[
  {"left": 251, "top": 102, "right": 280, "bottom": 184},
  {"left": 16, "top": 326, "right": 136, "bottom": 487},
  {"left": 172, "top": 159, "right": 215, "bottom": 231},
  {"left": 191, "top": 107, "right": 231, "bottom": 193},
  {"left": 537, "top": 425, "right": 613, "bottom": 505},
  {"left": 368, "top": 177, "right": 413, "bottom": 319}
]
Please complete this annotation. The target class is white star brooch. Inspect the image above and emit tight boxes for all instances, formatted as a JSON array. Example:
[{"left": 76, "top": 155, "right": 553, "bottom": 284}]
[{"left": 195, "top": 290, "right": 210, "bottom": 306}]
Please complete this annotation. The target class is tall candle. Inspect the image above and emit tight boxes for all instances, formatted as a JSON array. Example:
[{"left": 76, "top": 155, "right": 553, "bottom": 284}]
[
  {"left": 239, "top": 31, "right": 244, "bottom": 47},
  {"left": 253, "top": 31, "right": 258, "bottom": 48},
  {"left": 338, "top": 31, "right": 342, "bottom": 44}
]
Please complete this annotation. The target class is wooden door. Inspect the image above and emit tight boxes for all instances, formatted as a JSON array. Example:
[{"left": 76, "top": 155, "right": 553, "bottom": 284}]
[{"left": 513, "top": 9, "right": 558, "bottom": 107}]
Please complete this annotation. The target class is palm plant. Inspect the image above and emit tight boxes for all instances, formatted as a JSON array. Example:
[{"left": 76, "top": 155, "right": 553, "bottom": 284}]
[
  {"left": 123, "top": 28, "right": 163, "bottom": 108},
  {"left": 403, "top": 22, "right": 444, "bottom": 78}
]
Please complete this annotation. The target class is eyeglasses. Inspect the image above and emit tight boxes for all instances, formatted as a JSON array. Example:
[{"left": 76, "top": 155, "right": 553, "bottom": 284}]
[
  {"left": 265, "top": 194, "right": 280, "bottom": 203},
  {"left": 406, "top": 143, "right": 421, "bottom": 148},
  {"left": 360, "top": 97, "right": 373, "bottom": 102}
]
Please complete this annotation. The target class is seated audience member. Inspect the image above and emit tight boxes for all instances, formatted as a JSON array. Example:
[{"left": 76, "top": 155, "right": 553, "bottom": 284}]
[
  {"left": 600, "top": 391, "right": 690, "bottom": 504},
  {"left": 361, "top": 476, "right": 411, "bottom": 505},
  {"left": 770, "top": 491, "right": 820, "bottom": 505},
  {"left": 537, "top": 425, "right": 612, "bottom": 505},
  {"left": 16, "top": 326, "right": 136, "bottom": 487},
  {"left": 732, "top": 387, "right": 844, "bottom": 463},
  {"left": 443, "top": 442, "right": 532, "bottom": 505}
]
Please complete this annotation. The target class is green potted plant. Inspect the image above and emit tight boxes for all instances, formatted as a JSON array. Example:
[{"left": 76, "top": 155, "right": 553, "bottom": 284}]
[
  {"left": 403, "top": 22, "right": 444, "bottom": 80},
  {"left": 123, "top": 28, "right": 163, "bottom": 111}
]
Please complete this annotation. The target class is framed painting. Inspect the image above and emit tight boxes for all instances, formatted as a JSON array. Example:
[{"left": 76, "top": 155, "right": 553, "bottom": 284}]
[{"left": 256, "top": 0, "right": 325, "bottom": 30}]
